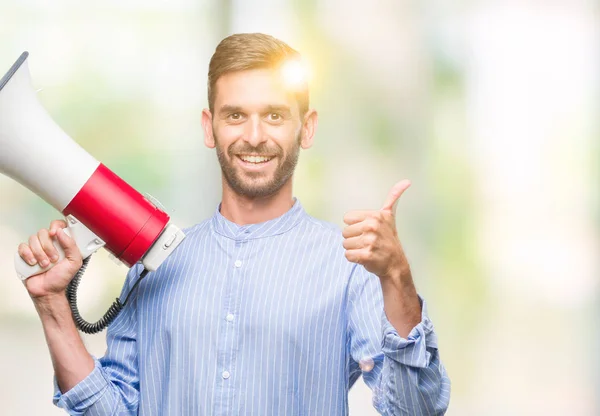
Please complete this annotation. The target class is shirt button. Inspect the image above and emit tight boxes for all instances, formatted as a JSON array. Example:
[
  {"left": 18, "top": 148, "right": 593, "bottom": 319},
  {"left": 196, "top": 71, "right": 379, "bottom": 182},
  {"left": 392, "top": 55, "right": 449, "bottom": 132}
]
[
  {"left": 226, "top": 314, "right": 234, "bottom": 322},
  {"left": 234, "top": 260, "right": 242, "bottom": 268},
  {"left": 222, "top": 371, "right": 230, "bottom": 379}
]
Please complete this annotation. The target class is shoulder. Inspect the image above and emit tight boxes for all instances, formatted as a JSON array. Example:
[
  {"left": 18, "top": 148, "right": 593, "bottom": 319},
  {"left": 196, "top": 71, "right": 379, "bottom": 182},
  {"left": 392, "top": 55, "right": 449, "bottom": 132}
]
[
  {"left": 294, "top": 213, "right": 349, "bottom": 261},
  {"left": 296, "top": 214, "right": 364, "bottom": 289},
  {"left": 299, "top": 214, "right": 344, "bottom": 240},
  {"left": 293, "top": 214, "right": 349, "bottom": 254},
  {"left": 181, "top": 218, "right": 212, "bottom": 239}
]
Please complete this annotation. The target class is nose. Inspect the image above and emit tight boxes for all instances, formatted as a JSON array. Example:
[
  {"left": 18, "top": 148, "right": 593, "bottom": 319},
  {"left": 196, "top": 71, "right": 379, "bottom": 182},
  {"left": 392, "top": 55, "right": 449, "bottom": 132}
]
[{"left": 243, "top": 115, "right": 267, "bottom": 147}]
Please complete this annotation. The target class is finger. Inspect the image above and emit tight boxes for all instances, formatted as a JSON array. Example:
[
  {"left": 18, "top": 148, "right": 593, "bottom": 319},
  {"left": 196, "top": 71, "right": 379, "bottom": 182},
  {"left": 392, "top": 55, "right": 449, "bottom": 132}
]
[
  {"left": 342, "top": 236, "right": 363, "bottom": 250},
  {"left": 38, "top": 229, "right": 59, "bottom": 262},
  {"left": 18, "top": 243, "right": 37, "bottom": 266},
  {"left": 55, "top": 228, "right": 81, "bottom": 262},
  {"left": 342, "top": 222, "right": 365, "bottom": 238},
  {"left": 49, "top": 219, "right": 68, "bottom": 237},
  {"left": 344, "top": 217, "right": 382, "bottom": 238},
  {"left": 345, "top": 249, "right": 367, "bottom": 264},
  {"left": 343, "top": 210, "right": 373, "bottom": 226},
  {"left": 29, "top": 234, "right": 50, "bottom": 268},
  {"left": 381, "top": 179, "right": 411, "bottom": 215}
]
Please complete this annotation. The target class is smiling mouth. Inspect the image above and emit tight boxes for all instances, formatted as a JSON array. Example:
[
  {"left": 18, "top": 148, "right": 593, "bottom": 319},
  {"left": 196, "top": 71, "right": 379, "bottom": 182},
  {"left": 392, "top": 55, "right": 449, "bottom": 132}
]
[{"left": 236, "top": 154, "right": 275, "bottom": 164}]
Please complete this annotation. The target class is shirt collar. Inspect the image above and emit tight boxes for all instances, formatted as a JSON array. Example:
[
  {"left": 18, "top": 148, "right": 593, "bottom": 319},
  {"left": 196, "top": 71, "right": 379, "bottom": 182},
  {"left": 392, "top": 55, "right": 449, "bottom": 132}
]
[{"left": 211, "top": 198, "right": 306, "bottom": 240}]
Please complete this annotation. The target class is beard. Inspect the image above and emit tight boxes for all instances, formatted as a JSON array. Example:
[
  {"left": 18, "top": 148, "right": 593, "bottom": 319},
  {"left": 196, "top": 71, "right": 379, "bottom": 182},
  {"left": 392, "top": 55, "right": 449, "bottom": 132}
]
[{"left": 214, "top": 132, "right": 301, "bottom": 199}]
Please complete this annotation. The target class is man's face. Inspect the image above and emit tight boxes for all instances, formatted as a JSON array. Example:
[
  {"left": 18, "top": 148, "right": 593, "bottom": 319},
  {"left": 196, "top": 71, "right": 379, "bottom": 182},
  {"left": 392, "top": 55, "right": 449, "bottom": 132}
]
[{"left": 205, "top": 69, "right": 308, "bottom": 199}]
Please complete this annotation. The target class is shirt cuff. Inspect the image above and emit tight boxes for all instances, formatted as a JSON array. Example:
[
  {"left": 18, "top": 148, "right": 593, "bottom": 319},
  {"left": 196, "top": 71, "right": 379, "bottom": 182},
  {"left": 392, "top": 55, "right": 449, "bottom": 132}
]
[
  {"left": 381, "top": 296, "right": 439, "bottom": 368},
  {"left": 53, "top": 357, "right": 110, "bottom": 414}
]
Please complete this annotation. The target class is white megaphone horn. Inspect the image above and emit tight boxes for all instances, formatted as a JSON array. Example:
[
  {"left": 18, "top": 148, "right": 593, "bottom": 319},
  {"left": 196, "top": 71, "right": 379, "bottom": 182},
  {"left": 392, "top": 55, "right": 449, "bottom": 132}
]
[{"left": 0, "top": 52, "right": 186, "bottom": 282}]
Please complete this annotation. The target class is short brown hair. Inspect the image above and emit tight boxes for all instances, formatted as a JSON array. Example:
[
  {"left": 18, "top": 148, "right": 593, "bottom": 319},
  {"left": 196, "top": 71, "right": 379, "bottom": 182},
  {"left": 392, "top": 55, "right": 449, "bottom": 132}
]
[{"left": 207, "top": 33, "right": 309, "bottom": 116}]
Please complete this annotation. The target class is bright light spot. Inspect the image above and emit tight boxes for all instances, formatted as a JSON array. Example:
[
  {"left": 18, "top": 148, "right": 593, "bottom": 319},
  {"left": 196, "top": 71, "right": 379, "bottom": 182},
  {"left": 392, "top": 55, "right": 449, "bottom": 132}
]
[{"left": 279, "top": 59, "right": 310, "bottom": 90}]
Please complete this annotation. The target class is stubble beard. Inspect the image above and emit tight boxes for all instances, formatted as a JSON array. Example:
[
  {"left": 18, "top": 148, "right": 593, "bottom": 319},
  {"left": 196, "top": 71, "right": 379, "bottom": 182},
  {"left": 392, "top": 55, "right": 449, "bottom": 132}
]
[{"left": 214, "top": 133, "right": 301, "bottom": 199}]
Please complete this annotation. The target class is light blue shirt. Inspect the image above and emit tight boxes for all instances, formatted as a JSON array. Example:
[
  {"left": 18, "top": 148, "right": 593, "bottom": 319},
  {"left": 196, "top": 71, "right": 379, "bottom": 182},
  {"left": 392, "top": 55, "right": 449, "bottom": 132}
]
[{"left": 54, "top": 199, "right": 450, "bottom": 415}]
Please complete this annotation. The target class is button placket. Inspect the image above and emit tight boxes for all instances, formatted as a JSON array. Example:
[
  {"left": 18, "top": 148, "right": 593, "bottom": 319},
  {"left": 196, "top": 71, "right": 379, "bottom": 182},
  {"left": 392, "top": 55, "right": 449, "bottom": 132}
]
[{"left": 219, "top": 235, "right": 245, "bottom": 392}]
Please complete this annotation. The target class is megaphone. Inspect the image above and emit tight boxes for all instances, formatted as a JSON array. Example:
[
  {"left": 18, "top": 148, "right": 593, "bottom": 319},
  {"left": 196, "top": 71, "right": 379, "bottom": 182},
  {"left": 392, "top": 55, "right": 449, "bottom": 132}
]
[{"left": 0, "top": 52, "right": 186, "bottom": 331}]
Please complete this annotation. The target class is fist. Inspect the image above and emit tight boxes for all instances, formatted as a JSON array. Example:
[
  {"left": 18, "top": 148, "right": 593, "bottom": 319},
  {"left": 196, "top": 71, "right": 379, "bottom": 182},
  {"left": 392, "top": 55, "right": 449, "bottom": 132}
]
[
  {"left": 18, "top": 220, "right": 83, "bottom": 299},
  {"left": 342, "top": 180, "right": 411, "bottom": 280}
]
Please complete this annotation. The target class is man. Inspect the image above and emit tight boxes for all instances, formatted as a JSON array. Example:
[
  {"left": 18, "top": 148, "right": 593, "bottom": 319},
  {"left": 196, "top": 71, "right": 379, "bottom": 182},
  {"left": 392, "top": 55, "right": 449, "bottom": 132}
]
[{"left": 19, "top": 33, "right": 450, "bottom": 415}]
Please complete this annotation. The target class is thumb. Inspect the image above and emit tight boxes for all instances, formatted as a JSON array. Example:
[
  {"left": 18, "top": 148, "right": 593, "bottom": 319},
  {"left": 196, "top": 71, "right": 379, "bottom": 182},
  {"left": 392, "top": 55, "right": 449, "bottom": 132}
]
[
  {"left": 381, "top": 179, "right": 411, "bottom": 214},
  {"left": 55, "top": 228, "right": 81, "bottom": 262}
]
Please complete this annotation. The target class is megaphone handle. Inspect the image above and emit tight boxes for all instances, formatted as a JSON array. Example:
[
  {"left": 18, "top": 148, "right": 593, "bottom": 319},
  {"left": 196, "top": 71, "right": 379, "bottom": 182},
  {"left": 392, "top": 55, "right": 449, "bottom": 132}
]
[
  {"left": 14, "top": 215, "right": 106, "bottom": 281},
  {"left": 14, "top": 229, "right": 70, "bottom": 280}
]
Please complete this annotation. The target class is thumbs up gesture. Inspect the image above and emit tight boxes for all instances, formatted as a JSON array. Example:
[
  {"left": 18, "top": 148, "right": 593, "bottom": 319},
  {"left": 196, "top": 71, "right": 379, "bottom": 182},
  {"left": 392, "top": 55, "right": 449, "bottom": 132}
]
[{"left": 343, "top": 180, "right": 411, "bottom": 281}]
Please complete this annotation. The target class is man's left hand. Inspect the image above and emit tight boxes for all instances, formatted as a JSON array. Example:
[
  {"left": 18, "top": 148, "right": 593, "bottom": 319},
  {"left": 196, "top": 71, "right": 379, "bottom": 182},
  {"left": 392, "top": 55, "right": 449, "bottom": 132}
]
[{"left": 342, "top": 180, "right": 411, "bottom": 281}]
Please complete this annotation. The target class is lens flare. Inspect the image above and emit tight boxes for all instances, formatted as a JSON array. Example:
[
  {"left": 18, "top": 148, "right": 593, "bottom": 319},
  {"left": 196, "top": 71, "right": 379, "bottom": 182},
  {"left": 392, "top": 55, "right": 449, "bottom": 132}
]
[{"left": 279, "top": 59, "right": 310, "bottom": 90}]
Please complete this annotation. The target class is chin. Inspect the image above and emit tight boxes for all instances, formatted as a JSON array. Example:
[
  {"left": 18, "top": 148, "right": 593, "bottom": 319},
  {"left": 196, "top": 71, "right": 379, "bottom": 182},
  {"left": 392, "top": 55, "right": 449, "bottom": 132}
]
[{"left": 236, "top": 178, "right": 288, "bottom": 199}]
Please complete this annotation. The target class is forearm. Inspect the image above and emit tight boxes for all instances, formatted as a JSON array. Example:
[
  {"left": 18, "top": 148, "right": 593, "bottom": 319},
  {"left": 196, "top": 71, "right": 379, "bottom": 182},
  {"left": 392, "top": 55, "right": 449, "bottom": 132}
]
[
  {"left": 34, "top": 294, "right": 94, "bottom": 393},
  {"left": 45, "top": 291, "right": 141, "bottom": 415},
  {"left": 379, "top": 264, "right": 421, "bottom": 338}
]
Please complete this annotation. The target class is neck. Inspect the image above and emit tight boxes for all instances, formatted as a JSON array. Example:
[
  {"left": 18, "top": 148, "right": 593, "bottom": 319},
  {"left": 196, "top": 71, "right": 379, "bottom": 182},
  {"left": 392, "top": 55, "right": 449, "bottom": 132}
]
[{"left": 219, "top": 177, "right": 295, "bottom": 225}]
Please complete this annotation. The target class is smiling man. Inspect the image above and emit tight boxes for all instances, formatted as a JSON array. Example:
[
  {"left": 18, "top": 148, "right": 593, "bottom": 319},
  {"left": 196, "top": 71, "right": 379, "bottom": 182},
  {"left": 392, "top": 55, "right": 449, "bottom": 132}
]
[{"left": 20, "top": 33, "right": 450, "bottom": 415}]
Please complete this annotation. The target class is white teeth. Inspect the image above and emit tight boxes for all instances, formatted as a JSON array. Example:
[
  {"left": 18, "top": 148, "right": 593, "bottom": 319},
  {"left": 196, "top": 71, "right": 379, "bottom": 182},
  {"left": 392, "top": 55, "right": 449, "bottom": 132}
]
[{"left": 239, "top": 155, "right": 272, "bottom": 163}]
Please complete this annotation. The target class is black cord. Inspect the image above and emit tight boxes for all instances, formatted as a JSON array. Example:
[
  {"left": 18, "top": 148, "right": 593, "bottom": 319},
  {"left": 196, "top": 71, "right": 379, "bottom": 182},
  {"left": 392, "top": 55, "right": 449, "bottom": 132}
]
[{"left": 66, "top": 256, "right": 149, "bottom": 334}]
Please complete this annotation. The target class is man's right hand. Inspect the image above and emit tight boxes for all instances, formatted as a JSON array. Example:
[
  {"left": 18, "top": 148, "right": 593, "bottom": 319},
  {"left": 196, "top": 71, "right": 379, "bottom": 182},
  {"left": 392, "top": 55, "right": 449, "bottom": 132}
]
[
  {"left": 18, "top": 220, "right": 83, "bottom": 300},
  {"left": 19, "top": 221, "right": 96, "bottom": 395}
]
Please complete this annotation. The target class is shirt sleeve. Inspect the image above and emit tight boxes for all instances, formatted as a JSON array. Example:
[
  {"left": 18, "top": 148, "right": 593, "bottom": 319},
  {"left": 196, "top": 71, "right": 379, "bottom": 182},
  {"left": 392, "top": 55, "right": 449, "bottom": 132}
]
[
  {"left": 52, "top": 264, "right": 143, "bottom": 416},
  {"left": 346, "top": 264, "right": 451, "bottom": 415}
]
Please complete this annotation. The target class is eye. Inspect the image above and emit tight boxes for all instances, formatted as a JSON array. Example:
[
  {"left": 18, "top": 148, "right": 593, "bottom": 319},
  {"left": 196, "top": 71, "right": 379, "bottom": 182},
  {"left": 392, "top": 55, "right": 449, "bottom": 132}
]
[
  {"left": 268, "top": 113, "right": 282, "bottom": 122},
  {"left": 229, "top": 112, "right": 242, "bottom": 120}
]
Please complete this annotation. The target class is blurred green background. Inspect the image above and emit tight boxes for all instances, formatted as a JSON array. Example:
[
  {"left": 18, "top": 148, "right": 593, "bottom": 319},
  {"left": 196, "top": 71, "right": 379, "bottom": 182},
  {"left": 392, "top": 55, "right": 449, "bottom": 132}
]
[{"left": 0, "top": 0, "right": 598, "bottom": 415}]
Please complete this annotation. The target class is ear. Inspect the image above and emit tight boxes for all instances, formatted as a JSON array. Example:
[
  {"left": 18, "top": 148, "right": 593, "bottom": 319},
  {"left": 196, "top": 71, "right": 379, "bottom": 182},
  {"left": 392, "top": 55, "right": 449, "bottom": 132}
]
[
  {"left": 300, "top": 109, "right": 318, "bottom": 150},
  {"left": 202, "top": 108, "right": 215, "bottom": 148}
]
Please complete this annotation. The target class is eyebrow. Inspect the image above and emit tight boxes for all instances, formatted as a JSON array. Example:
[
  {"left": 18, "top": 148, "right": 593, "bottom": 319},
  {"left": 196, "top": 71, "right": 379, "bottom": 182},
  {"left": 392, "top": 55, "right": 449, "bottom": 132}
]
[
  {"left": 218, "top": 105, "right": 243, "bottom": 116},
  {"left": 217, "top": 104, "right": 292, "bottom": 117},
  {"left": 264, "top": 105, "right": 291, "bottom": 116}
]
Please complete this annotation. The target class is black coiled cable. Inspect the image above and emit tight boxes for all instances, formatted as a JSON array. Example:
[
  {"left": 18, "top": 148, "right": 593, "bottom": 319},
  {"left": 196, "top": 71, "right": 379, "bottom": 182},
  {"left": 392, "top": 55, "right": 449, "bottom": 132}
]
[{"left": 66, "top": 256, "right": 149, "bottom": 334}]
